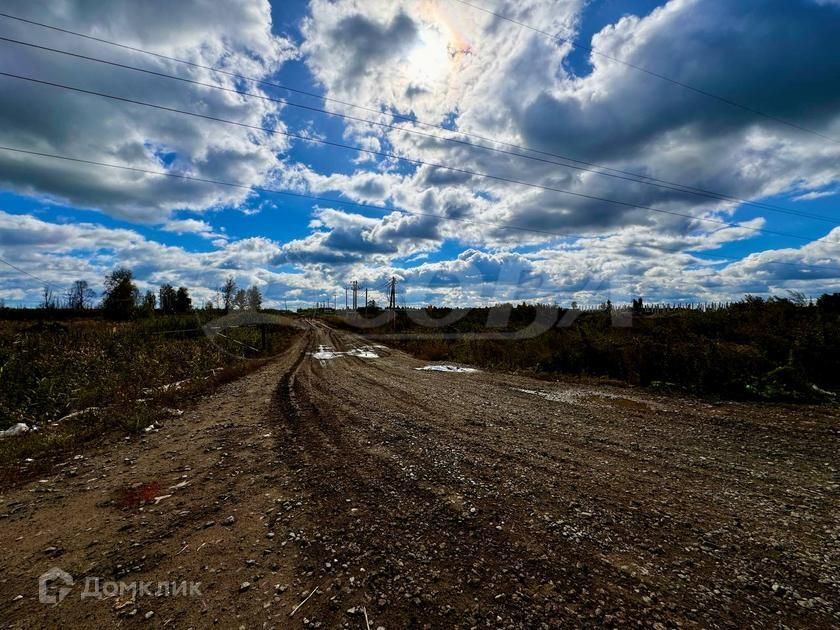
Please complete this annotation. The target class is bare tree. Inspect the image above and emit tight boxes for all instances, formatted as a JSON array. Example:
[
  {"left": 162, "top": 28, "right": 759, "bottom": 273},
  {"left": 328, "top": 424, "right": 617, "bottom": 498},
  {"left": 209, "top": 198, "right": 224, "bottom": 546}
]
[
  {"left": 233, "top": 288, "right": 248, "bottom": 310},
  {"left": 220, "top": 276, "right": 237, "bottom": 313},
  {"left": 41, "top": 285, "right": 57, "bottom": 309},
  {"left": 246, "top": 285, "right": 262, "bottom": 311},
  {"left": 786, "top": 290, "right": 808, "bottom": 307},
  {"left": 65, "top": 280, "right": 95, "bottom": 310}
]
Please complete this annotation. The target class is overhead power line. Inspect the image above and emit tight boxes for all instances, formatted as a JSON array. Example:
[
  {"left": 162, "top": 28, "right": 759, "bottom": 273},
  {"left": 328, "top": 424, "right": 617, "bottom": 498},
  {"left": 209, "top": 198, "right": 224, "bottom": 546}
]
[
  {"left": 0, "top": 15, "right": 833, "bottom": 225},
  {"left": 0, "top": 254, "right": 71, "bottom": 306},
  {"left": 0, "top": 70, "right": 830, "bottom": 246},
  {"left": 2, "top": 37, "right": 836, "bottom": 226},
  {"left": 2, "top": 144, "right": 839, "bottom": 276},
  {"left": 450, "top": 0, "right": 838, "bottom": 144},
  {"left": 0, "top": 255, "right": 53, "bottom": 287},
  {"left": 0, "top": 144, "right": 596, "bottom": 242}
]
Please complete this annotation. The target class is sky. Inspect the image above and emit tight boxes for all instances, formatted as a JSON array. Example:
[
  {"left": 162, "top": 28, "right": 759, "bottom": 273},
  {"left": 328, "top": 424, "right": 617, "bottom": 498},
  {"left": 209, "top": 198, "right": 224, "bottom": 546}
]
[{"left": 0, "top": 0, "right": 839, "bottom": 308}]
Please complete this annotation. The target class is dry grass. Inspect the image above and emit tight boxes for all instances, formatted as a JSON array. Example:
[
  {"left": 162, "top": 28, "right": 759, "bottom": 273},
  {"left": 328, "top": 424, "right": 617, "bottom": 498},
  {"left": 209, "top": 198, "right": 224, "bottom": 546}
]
[
  {"left": 329, "top": 298, "right": 840, "bottom": 401},
  {"left": 0, "top": 315, "right": 298, "bottom": 481}
]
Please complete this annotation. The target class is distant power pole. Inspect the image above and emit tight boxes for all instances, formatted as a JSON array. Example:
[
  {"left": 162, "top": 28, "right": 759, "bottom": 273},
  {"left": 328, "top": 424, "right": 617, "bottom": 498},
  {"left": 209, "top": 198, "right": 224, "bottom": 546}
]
[
  {"left": 388, "top": 276, "right": 396, "bottom": 309},
  {"left": 345, "top": 287, "right": 348, "bottom": 310},
  {"left": 365, "top": 286, "right": 368, "bottom": 315}
]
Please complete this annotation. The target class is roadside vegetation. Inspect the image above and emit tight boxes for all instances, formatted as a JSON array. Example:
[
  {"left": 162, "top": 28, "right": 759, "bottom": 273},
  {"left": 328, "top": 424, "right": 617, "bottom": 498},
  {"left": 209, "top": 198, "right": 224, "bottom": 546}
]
[
  {"left": 0, "top": 269, "right": 298, "bottom": 478},
  {"left": 330, "top": 293, "right": 840, "bottom": 402}
]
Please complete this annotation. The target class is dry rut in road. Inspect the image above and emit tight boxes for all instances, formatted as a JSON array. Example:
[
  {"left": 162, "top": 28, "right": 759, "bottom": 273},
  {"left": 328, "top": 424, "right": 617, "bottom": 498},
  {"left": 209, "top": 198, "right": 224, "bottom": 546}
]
[{"left": 1, "top": 321, "right": 838, "bottom": 628}]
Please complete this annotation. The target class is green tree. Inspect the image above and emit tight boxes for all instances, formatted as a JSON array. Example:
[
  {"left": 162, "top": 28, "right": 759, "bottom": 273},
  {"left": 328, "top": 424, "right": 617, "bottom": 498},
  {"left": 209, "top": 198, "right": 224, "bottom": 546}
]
[
  {"left": 817, "top": 292, "right": 840, "bottom": 314},
  {"left": 175, "top": 287, "right": 192, "bottom": 313},
  {"left": 159, "top": 284, "right": 177, "bottom": 315},
  {"left": 101, "top": 268, "right": 138, "bottom": 320},
  {"left": 142, "top": 290, "right": 156, "bottom": 316}
]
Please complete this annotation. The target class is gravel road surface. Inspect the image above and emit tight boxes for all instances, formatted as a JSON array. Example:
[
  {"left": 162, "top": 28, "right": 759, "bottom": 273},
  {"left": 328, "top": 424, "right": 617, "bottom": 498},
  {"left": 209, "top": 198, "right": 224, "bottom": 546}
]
[{"left": 1, "top": 321, "right": 837, "bottom": 628}]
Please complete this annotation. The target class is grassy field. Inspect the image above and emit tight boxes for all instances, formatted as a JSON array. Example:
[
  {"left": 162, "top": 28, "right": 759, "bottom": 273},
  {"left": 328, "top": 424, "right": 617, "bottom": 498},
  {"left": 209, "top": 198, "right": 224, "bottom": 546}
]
[
  {"left": 0, "top": 312, "right": 298, "bottom": 477},
  {"left": 328, "top": 296, "right": 840, "bottom": 401}
]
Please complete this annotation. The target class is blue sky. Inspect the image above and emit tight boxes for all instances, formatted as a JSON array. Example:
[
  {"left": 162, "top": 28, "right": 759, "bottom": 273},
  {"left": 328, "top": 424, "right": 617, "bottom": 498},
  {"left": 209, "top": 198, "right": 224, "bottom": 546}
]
[{"left": 0, "top": 0, "right": 838, "bottom": 308}]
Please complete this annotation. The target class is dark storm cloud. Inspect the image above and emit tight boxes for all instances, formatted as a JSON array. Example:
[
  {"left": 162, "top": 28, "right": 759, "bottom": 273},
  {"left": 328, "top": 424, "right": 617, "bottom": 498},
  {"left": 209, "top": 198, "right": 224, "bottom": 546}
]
[{"left": 517, "top": 0, "right": 840, "bottom": 162}]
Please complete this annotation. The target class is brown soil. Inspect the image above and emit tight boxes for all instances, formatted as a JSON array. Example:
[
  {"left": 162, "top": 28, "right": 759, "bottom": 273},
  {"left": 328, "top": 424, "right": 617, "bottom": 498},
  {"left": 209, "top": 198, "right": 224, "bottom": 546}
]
[{"left": 0, "top": 321, "right": 837, "bottom": 628}]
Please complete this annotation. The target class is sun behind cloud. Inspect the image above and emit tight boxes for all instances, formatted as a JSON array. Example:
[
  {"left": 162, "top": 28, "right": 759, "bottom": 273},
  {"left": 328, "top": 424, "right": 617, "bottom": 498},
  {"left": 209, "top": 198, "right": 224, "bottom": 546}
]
[{"left": 406, "top": 0, "right": 471, "bottom": 86}]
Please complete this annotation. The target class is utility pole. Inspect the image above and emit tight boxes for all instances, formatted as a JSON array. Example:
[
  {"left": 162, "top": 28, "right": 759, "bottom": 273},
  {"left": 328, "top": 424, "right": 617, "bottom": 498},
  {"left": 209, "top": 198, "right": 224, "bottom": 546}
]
[
  {"left": 351, "top": 280, "right": 359, "bottom": 310},
  {"left": 365, "top": 286, "right": 368, "bottom": 316},
  {"left": 388, "top": 276, "right": 396, "bottom": 310},
  {"left": 345, "top": 287, "right": 348, "bottom": 310}
]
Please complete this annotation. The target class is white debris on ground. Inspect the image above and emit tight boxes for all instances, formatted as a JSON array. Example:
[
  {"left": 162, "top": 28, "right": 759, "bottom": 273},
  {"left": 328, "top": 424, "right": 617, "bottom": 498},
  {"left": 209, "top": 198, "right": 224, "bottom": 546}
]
[
  {"left": 141, "top": 379, "right": 192, "bottom": 396},
  {"left": 415, "top": 365, "right": 480, "bottom": 373},
  {"left": 513, "top": 387, "right": 662, "bottom": 410},
  {"left": 346, "top": 348, "right": 379, "bottom": 359},
  {"left": 513, "top": 386, "right": 614, "bottom": 405},
  {"left": 312, "top": 345, "right": 343, "bottom": 360},
  {"left": 54, "top": 406, "right": 101, "bottom": 425},
  {"left": 0, "top": 423, "right": 31, "bottom": 438},
  {"left": 310, "top": 345, "right": 380, "bottom": 361}
]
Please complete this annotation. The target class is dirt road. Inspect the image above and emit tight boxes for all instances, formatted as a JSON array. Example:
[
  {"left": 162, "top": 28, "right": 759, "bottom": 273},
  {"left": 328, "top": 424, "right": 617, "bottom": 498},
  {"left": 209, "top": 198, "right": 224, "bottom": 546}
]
[{"left": 1, "top": 321, "right": 838, "bottom": 628}]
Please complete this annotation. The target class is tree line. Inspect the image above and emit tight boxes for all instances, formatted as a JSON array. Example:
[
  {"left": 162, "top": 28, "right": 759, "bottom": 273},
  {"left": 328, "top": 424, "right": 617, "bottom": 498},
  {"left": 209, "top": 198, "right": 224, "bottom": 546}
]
[{"left": 37, "top": 268, "right": 263, "bottom": 320}]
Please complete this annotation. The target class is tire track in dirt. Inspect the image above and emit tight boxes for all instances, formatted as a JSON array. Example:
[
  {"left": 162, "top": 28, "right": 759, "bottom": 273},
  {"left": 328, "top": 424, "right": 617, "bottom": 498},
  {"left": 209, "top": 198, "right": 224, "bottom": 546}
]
[
  {"left": 349, "top": 350, "right": 834, "bottom": 541},
  {"left": 1, "top": 321, "right": 836, "bottom": 628},
  {"left": 274, "top": 322, "right": 839, "bottom": 628},
  {"left": 274, "top": 322, "right": 658, "bottom": 628},
  {"left": 276, "top": 326, "right": 677, "bottom": 626}
]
